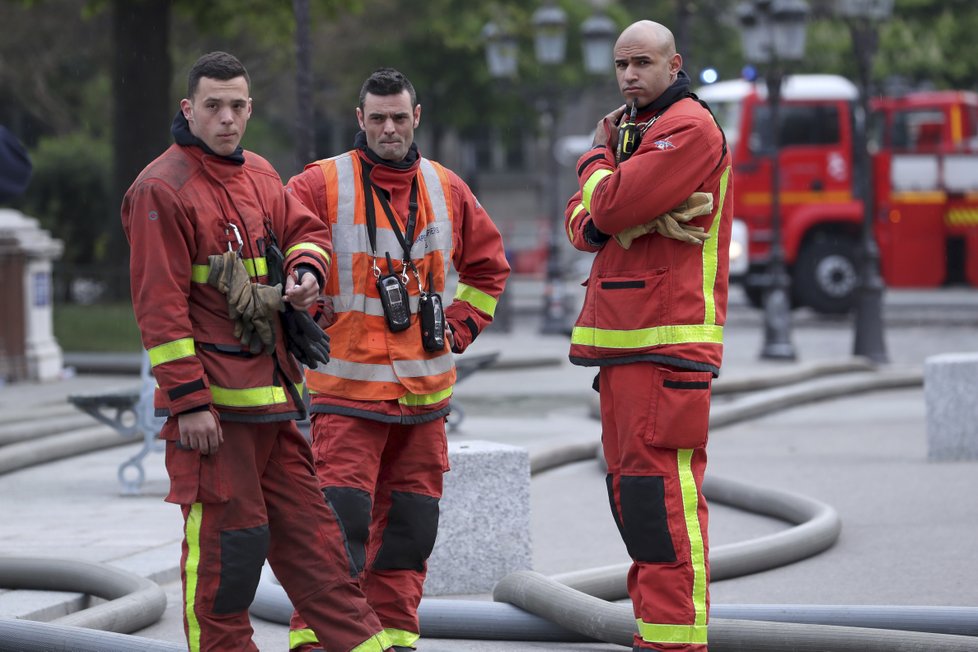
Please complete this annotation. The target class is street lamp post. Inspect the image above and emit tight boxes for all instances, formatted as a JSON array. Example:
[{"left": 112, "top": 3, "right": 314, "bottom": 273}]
[
  {"left": 483, "top": 3, "right": 615, "bottom": 335},
  {"left": 737, "top": 0, "right": 809, "bottom": 361},
  {"left": 837, "top": 0, "right": 892, "bottom": 364}
]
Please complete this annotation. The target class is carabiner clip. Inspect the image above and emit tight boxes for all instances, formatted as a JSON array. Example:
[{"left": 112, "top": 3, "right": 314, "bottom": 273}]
[{"left": 226, "top": 223, "right": 244, "bottom": 254}]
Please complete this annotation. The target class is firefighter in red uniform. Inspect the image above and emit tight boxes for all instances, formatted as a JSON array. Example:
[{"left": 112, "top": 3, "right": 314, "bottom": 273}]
[
  {"left": 285, "top": 68, "right": 510, "bottom": 652},
  {"left": 564, "top": 22, "right": 732, "bottom": 652},
  {"left": 122, "top": 52, "right": 393, "bottom": 652}
]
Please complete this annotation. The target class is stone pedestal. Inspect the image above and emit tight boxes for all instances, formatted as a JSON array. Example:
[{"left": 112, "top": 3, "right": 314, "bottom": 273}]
[
  {"left": 424, "top": 440, "right": 532, "bottom": 595},
  {"left": 925, "top": 353, "right": 978, "bottom": 461},
  {"left": 0, "top": 209, "right": 64, "bottom": 382}
]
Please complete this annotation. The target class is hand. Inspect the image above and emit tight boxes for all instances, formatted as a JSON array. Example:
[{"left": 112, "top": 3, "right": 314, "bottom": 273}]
[
  {"left": 284, "top": 272, "right": 319, "bottom": 312},
  {"left": 592, "top": 105, "right": 627, "bottom": 149},
  {"left": 177, "top": 409, "right": 223, "bottom": 455},
  {"left": 446, "top": 322, "right": 456, "bottom": 352}
]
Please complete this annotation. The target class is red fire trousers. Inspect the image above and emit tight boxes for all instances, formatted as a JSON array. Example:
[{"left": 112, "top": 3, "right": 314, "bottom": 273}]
[
  {"left": 161, "top": 417, "right": 387, "bottom": 652},
  {"left": 290, "top": 412, "right": 449, "bottom": 651},
  {"left": 598, "top": 363, "right": 712, "bottom": 652}
]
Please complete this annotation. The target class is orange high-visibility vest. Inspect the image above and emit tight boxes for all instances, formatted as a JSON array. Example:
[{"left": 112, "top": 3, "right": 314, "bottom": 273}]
[{"left": 305, "top": 152, "right": 457, "bottom": 401}]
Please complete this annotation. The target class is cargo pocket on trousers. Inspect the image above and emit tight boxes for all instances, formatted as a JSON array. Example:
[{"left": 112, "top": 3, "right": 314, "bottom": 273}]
[
  {"left": 163, "top": 441, "right": 231, "bottom": 505},
  {"left": 645, "top": 368, "right": 712, "bottom": 450}
]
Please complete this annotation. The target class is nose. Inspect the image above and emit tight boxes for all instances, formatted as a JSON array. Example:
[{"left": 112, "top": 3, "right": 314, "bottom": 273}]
[
  {"left": 218, "top": 106, "right": 235, "bottom": 124},
  {"left": 382, "top": 118, "right": 396, "bottom": 135}
]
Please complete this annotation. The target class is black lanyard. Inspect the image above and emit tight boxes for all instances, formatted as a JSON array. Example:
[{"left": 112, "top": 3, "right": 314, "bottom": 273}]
[{"left": 361, "top": 164, "right": 419, "bottom": 268}]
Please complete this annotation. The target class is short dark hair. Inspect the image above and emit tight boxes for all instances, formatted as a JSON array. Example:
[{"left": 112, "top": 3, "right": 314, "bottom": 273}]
[
  {"left": 187, "top": 51, "right": 250, "bottom": 99},
  {"left": 358, "top": 67, "right": 417, "bottom": 109}
]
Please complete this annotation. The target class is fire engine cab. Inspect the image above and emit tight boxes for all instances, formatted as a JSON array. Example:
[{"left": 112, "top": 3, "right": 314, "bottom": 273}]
[{"left": 698, "top": 74, "right": 978, "bottom": 313}]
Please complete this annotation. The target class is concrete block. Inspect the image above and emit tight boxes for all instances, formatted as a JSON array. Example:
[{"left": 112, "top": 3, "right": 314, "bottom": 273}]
[
  {"left": 925, "top": 353, "right": 978, "bottom": 461},
  {"left": 424, "top": 440, "right": 532, "bottom": 596}
]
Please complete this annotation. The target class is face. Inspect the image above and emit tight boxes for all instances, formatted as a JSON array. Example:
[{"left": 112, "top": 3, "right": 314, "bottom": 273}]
[
  {"left": 356, "top": 90, "right": 421, "bottom": 162},
  {"left": 614, "top": 32, "right": 682, "bottom": 108},
  {"left": 181, "top": 76, "right": 252, "bottom": 156}
]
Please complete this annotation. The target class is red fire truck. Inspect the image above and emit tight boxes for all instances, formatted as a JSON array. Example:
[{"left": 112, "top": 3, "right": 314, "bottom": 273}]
[{"left": 698, "top": 74, "right": 978, "bottom": 314}]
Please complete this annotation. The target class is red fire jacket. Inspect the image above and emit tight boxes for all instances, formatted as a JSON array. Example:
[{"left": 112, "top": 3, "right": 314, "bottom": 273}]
[
  {"left": 565, "top": 97, "right": 733, "bottom": 375},
  {"left": 122, "top": 144, "right": 332, "bottom": 420}
]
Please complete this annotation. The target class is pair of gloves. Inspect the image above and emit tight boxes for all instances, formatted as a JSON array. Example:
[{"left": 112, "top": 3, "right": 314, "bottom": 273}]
[
  {"left": 614, "top": 191, "right": 714, "bottom": 249},
  {"left": 206, "top": 251, "right": 330, "bottom": 368}
]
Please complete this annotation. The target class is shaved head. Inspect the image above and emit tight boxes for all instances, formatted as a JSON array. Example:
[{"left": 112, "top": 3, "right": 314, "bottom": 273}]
[{"left": 613, "top": 20, "right": 682, "bottom": 107}]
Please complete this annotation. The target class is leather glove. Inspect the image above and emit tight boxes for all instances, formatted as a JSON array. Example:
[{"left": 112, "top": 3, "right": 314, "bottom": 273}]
[
  {"left": 207, "top": 251, "right": 284, "bottom": 355},
  {"left": 615, "top": 191, "right": 714, "bottom": 249},
  {"left": 282, "top": 307, "right": 331, "bottom": 369}
]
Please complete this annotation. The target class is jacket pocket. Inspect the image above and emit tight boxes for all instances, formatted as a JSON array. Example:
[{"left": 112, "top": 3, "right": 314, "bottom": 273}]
[
  {"left": 645, "top": 367, "right": 712, "bottom": 450},
  {"left": 593, "top": 269, "right": 667, "bottom": 332}
]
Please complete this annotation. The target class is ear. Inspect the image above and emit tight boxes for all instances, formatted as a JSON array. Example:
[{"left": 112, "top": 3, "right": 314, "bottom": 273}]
[
  {"left": 413, "top": 104, "right": 421, "bottom": 129},
  {"left": 246, "top": 98, "right": 253, "bottom": 120},
  {"left": 180, "top": 98, "right": 193, "bottom": 121},
  {"left": 670, "top": 53, "right": 683, "bottom": 76},
  {"left": 356, "top": 106, "right": 365, "bottom": 131}
]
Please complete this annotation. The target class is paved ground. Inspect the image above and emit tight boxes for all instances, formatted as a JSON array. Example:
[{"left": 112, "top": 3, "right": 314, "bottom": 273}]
[{"left": 1, "top": 285, "right": 977, "bottom": 650}]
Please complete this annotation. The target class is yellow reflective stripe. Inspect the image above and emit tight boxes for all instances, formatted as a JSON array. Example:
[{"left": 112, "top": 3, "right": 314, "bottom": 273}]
[
  {"left": 190, "top": 257, "right": 267, "bottom": 283},
  {"left": 185, "top": 503, "right": 203, "bottom": 652},
  {"left": 582, "top": 169, "right": 613, "bottom": 213},
  {"left": 567, "top": 203, "right": 586, "bottom": 241},
  {"left": 678, "top": 448, "right": 709, "bottom": 630},
  {"left": 454, "top": 282, "right": 498, "bottom": 317},
  {"left": 190, "top": 265, "right": 209, "bottom": 284},
  {"left": 890, "top": 191, "right": 947, "bottom": 204},
  {"left": 384, "top": 628, "right": 420, "bottom": 648},
  {"left": 946, "top": 208, "right": 978, "bottom": 226},
  {"left": 351, "top": 630, "right": 393, "bottom": 652},
  {"left": 702, "top": 167, "right": 731, "bottom": 325},
  {"left": 636, "top": 619, "right": 708, "bottom": 645},
  {"left": 210, "top": 384, "right": 286, "bottom": 407},
  {"left": 148, "top": 338, "right": 195, "bottom": 367},
  {"left": 398, "top": 386, "right": 453, "bottom": 407},
  {"left": 570, "top": 324, "right": 723, "bottom": 349},
  {"left": 286, "top": 242, "right": 331, "bottom": 266},
  {"left": 289, "top": 628, "right": 318, "bottom": 649},
  {"left": 243, "top": 257, "right": 268, "bottom": 277},
  {"left": 637, "top": 450, "right": 710, "bottom": 645}
]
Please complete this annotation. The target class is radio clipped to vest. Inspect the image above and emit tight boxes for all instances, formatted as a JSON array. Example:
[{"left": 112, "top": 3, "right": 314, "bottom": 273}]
[
  {"left": 616, "top": 102, "right": 639, "bottom": 164},
  {"left": 419, "top": 270, "right": 446, "bottom": 352},
  {"left": 376, "top": 251, "right": 411, "bottom": 333}
]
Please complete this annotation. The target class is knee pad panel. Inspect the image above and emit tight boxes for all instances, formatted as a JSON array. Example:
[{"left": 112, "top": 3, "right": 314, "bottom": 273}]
[
  {"left": 323, "top": 486, "right": 372, "bottom": 576},
  {"left": 373, "top": 491, "right": 440, "bottom": 572},
  {"left": 619, "top": 475, "right": 677, "bottom": 563},
  {"left": 214, "top": 524, "right": 270, "bottom": 613}
]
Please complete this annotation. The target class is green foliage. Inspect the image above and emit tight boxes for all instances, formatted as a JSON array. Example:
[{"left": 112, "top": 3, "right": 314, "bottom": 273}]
[
  {"left": 53, "top": 302, "right": 142, "bottom": 352},
  {"left": 21, "top": 132, "right": 113, "bottom": 266}
]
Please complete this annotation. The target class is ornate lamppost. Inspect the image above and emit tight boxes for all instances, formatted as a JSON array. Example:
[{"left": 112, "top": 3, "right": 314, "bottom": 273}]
[
  {"left": 836, "top": 0, "right": 892, "bottom": 363},
  {"left": 737, "top": 0, "right": 809, "bottom": 360},
  {"left": 483, "top": 3, "right": 615, "bottom": 335}
]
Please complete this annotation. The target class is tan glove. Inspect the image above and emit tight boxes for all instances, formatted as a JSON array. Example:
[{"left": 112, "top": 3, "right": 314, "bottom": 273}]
[
  {"left": 207, "top": 251, "right": 284, "bottom": 354},
  {"left": 615, "top": 191, "right": 714, "bottom": 249}
]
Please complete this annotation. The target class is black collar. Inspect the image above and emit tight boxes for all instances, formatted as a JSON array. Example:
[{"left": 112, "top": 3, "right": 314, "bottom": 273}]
[
  {"left": 636, "top": 70, "right": 692, "bottom": 116},
  {"left": 170, "top": 111, "right": 245, "bottom": 165}
]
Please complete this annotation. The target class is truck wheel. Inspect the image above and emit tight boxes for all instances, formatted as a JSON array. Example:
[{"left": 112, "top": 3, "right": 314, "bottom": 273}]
[{"left": 793, "top": 235, "right": 858, "bottom": 314}]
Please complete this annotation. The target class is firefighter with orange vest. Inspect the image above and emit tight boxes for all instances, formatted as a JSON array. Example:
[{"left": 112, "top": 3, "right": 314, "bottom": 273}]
[
  {"left": 123, "top": 52, "right": 394, "bottom": 652},
  {"left": 285, "top": 68, "right": 510, "bottom": 652},
  {"left": 564, "top": 22, "right": 732, "bottom": 652}
]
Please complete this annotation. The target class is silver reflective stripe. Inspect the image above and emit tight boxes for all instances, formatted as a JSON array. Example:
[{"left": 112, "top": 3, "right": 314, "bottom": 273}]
[
  {"left": 393, "top": 352, "right": 454, "bottom": 377},
  {"left": 333, "top": 223, "right": 405, "bottom": 257},
  {"left": 331, "top": 293, "right": 421, "bottom": 317},
  {"left": 334, "top": 155, "right": 357, "bottom": 300},
  {"left": 324, "top": 358, "right": 399, "bottom": 383},
  {"left": 323, "top": 353, "right": 453, "bottom": 382},
  {"left": 414, "top": 159, "right": 453, "bottom": 258}
]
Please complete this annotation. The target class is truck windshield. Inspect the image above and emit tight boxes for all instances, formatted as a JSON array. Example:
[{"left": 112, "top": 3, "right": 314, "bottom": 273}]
[{"left": 749, "top": 104, "right": 841, "bottom": 153}]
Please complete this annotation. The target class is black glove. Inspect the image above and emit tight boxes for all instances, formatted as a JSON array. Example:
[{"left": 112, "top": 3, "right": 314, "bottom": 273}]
[
  {"left": 282, "top": 306, "right": 331, "bottom": 369},
  {"left": 583, "top": 220, "right": 611, "bottom": 247}
]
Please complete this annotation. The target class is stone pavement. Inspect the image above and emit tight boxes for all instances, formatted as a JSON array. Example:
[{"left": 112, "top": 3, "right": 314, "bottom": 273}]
[{"left": 1, "top": 286, "right": 977, "bottom": 650}]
